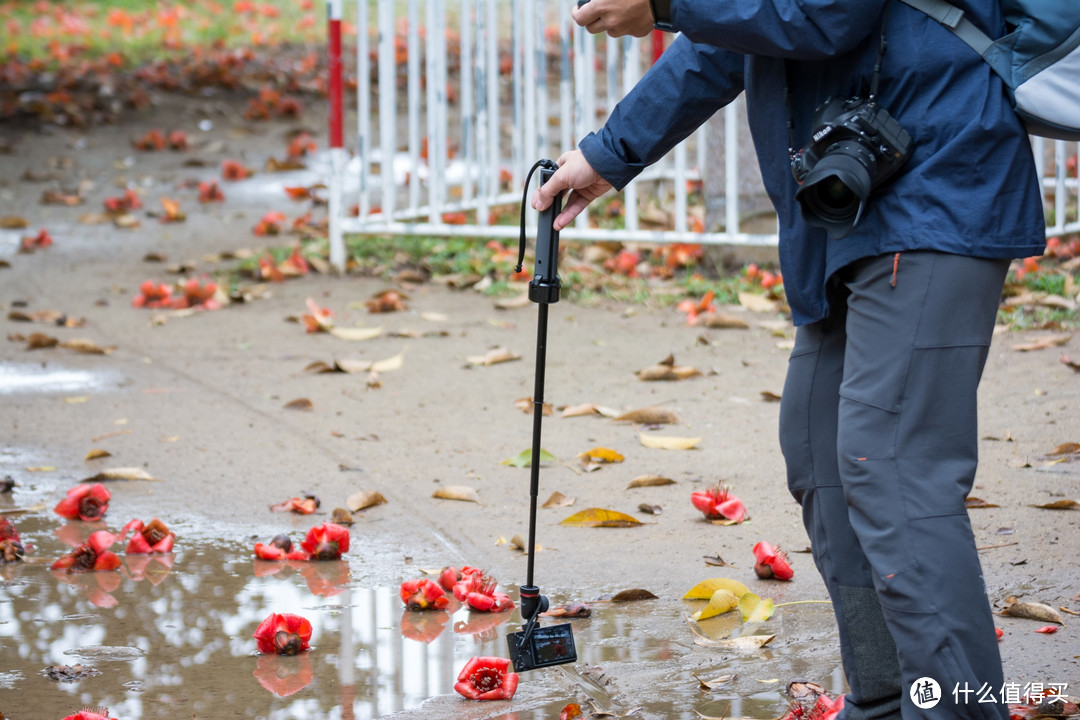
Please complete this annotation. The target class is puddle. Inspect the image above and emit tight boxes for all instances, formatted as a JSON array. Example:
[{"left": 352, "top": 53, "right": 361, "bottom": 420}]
[
  {"left": 0, "top": 514, "right": 843, "bottom": 719},
  {"left": 0, "top": 363, "right": 119, "bottom": 395}
]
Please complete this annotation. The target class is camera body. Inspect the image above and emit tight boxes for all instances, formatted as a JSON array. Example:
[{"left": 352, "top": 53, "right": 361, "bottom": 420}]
[
  {"left": 506, "top": 622, "right": 577, "bottom": 672},
  {"left": 790, "top": 95, "right": 912, "bottom": 239}
]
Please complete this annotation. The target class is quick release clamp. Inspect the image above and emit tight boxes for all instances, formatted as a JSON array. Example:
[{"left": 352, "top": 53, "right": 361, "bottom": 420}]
[{"left": 506, "top": 159, "right": 578, "bottom": 673}]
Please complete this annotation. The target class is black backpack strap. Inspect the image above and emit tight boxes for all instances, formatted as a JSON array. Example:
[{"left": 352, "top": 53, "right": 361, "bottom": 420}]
[{"left": 897, "top": 0, "right": 995, "bottom": 57}]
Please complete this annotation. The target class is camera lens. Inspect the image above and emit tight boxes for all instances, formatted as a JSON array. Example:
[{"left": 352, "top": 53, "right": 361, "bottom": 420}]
[{"left": 794, "top": 141, "right": 875, "bottom": 239}]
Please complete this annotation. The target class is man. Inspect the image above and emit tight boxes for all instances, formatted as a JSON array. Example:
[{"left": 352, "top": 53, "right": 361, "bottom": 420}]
[{"left": 532, "top": 1, "right": 1046, "bottom": 718}]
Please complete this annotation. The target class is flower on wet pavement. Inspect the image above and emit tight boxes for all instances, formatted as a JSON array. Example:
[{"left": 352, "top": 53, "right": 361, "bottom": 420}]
[
  {"left": 0, "top": 516, "right": 26, "bottom": 563},
  {"left": 753, "top": 541, "right": 794, "bottom": 581},
  {"left": 269, "top": 495, "right": 320, "bottom": 514},
  {"left": 62, "top": 706, "right": 119, "bottom": 720},
  {"left": 300, "top": 522, "right": 349, "bottom": 560},
  {"left": 690, "top": 484, "right": 747, "bottom": 523},
  {"left": 51, "top": 531, "right": 121, "bottom": 573},
  {"left": 454, "top": 656, "right": 519, "bottom": 701},
  {"left": 400, "top": 578, "right": 450, "bottom": 610},
  {"left": 54, "top": 483, "right": 111, "bottom": 522},
  {"left": 119, "top": 518, "right": 175, "bottom": 554},
  {"left": 253, "top": 612, "right": 313, "bottom": 655},
  {"left": 451, "top": 569, "right": 515, "bottom": 613},
  {"left": 254, "top": 534, "right": 310, "bottom": 561}
]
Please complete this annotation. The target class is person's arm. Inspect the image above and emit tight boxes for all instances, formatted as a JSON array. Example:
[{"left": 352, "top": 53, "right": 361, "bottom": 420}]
[{"left": 534, "top": 37, "right": 744, "bottom": 229}]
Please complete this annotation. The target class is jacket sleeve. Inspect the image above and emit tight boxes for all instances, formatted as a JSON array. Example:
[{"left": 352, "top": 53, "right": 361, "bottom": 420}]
[
  {"left": 579, "top": 36, "right": 745, "bottom": 190},
  {"left": 671, "top": 0, "right": 888, "bottom": 59}
]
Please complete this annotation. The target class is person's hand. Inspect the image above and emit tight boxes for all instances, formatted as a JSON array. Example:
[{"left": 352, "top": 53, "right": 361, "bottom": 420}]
[
  {"left": 572, "top": 0, "right": 654, "bottom": 39},
  {"left": 531, "top": 150, "right": 614, "bottom": 231}
]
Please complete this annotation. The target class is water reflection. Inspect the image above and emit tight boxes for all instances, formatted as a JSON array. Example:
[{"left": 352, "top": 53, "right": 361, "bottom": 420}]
[{"left": 0, "top": 513, "right": 840, "bottom": 719}]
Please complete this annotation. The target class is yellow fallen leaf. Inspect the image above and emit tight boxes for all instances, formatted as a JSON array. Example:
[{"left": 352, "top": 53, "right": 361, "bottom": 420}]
[
  {"left": 560, "top": 508, "right": 643, "bottom": 528},
  {"left": 738, "top": 592, "right": 775, "bottom": 622},
  {"left": 84, "top": 449, "right": 111, "bottom": 461},
  {"left": 26, "top": 466, "right": 58, "bottom": 472},
  {"left": 432, "top": 485, "right": 482, "bottom": 504},
  {"left": 640, "top": 433, "right": 701, "bottom": 450},
  {"left": 83, "top": 467, "right": 161, "bottom": 482},
  {"left": 683, "top": 578, "right": 750, "bottom": 600},
  {"left": 691, "top": 589, "right": 740, "bottom": 621},
  {"left": 64, "top": 396, "right": 90, "bottom": 404},
  {"left": 60, "top": 338, "right": 115, "bottom": 355},
  {"left": 579, "top": 447, "right": 625, "bottom": 463}
]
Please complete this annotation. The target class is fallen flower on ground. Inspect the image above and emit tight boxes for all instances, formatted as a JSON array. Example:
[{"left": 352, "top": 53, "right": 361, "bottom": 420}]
[
  {"left": 131, "top": 280, "right": 175, "bottom": 309},
  {"left": 452, "top": 570, "right": 515, "bottom": 612},
  {"left": 254, "top": 534, "right": 309, "bottom": 561},
  {"left": 0, "top": 516, "right": 26, "bottom": 563},
  {"left": 104, "top": 188, "right": 142, "bottom": 213},
  {"left": 119, "top": 518, "right": 175, "bottom": 554},
  {"left": 752, "top": 541, "right": 794, "bottom": 581},
  {"left": 300, "top": 522, "right": 350, "bottom": 560},
  {"left": 19, "top": 228, "right": 54, "bottom": 253},
  {"left": 401, "top": 578, "right": 450, "bottom": 610},
  {"left": 54, "top": 483, "right": 111, "bottom": 522},
  {"left": 454, "top": 656, "right": 519, "bottom": 701},
  {"left": 269, "top": 495, "right": 320, "bottom": 514},
  {"left": 690, "top": 484, "right": 747, "bottom": 524},
  {"left": 172, "top": 278, "right": 221, "bottom": 310},
  {"left": 197, "top": 180, "right": 225, "bottom": 203},
  {"left": 253, "top": 612, "right": 313, "bottom": 655},
  {"left": 51, "top": 530, "right": 121, "bottom": 573}
]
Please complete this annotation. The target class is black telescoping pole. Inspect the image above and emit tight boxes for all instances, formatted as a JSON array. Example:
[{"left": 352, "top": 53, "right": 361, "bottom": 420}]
[{"left": 520, "top": 164, "right": 561, "bottom": 622}]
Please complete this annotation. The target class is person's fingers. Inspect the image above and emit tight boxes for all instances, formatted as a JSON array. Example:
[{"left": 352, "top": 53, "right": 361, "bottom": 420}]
[
  {"left": 570, "top": 3, "right": 599, "bottom": 28},
  {"left": 531, "top": 167, "right": 569, "bottom": 211},
  {"left": 553, "top": 192, "right": 592, "bottom": 231}
]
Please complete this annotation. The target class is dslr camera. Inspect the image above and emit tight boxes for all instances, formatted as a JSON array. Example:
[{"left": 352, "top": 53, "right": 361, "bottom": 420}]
[{"left": 790, "top": 95, "right": 912, "bottom": 239}]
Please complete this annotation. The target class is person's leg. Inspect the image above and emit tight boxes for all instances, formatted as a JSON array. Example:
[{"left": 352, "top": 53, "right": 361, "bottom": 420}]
[
  {"left": 835, "top": 251, "right": 1010, "bottom": 720},
  {"left": 780, "top": 291, "right": 903, "bottom": 720}
]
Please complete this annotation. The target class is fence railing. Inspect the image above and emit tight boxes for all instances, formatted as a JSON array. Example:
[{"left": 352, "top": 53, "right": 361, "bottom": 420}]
[{"left": 325, "top": 0, "right": 1079, "bottom": 271}]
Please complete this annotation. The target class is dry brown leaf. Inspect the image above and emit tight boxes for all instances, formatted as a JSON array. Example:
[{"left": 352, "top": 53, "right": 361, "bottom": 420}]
[
  {"left": 1001, "top": 601, "right": 1063, "bottom": 624},
  {"left": 26, "top": 332, "right": 59, "bottom": 349},
  {"left": 635, "top": 358, "right": 702, "bottom": 381},
  {"left": 0, "top": 216, "right": 29, "bottom": 229},
  {"left": 467, "top": 347, "right": 521, "bottom": 366},
  {"left": 83, "top": 467, "right": 160, "bottom": 482},
  {"left": 60, "top": 338, "right": 114, "bottom": 355},
  {"left": 639, "top": 433, "right": 701, "bottom": 450},
  {"left": 1030, "top": 499, "right": 1078, "bottom": 510},
  {"left": 625, "top": 475, "right": 676, "bottom": 489},
  {"left": 610, "top": 588, "right": 658, "bottom": 602},
  {"left": 637, "top": 503, "right": 662, "bottom": 515},
  {"left": 561, "top": 508, "right": 642, "bottom": 528},
  {"left": 760, "top": 391, "right": 782, "bottom": 403},
  {"left": 1046, "top": 442, "right": 1080, "bottom": 457},
  {"left": 432, "top": 485, "right": 481, "bottom": 504},
  {"left": 330, "top": 507, "right": 355, "bottom": 524},
  {"left": 692, "top": 672, "right": 736, "bottom": 691},
  {"left": 346, "top": 489, "right": 387, "bottom": 512},
  {"left": 84, "top": 449, "right": 111, "bottom": 461},
  {"left": 965, "top": 496, "right": 1000, "bottom": 509},
  {"left": 695, "top": 312, "right": 749, "bottom": 329},
  {"left": 1011, "top": 333, "right": 1072, "bottom": 351},
  {"left": 514, "top": 397, "right": 553, "bottom": 415},
  {"left": 284, "top": 398, "right": 314, "bottom": 411},
  {"left": 692, "top": 633, "right": 776, "bottom": 651},
  {"left": 509, "top": 534, "right": 541, "bottom": 554},
  {"left": 614, "top": 407, "right": 680, "bottom": 425},
  {"left": 542, "top": 491, "right": 576, "bottom": 509}
]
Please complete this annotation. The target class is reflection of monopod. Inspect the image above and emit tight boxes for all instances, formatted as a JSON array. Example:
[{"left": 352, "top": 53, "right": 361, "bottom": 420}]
[{"left": 505, "top": 159, "right": 578, "bottom": 673}]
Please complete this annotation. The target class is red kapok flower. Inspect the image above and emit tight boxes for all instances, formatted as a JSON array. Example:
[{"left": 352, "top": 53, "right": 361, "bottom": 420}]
[
  {"left": 690, "top": 484, "right": 747, "bottom": 523},
  {"left": 300, "top": 522, "right": 350, "bottom": 560},
  {"left": 254, "top": 534, "right": 309, "bottom": 561},
  {"left": 54, "top": 483, "right": 111, "bottom": 522},
  {"left": 0, "top": 516, "right": 26, "bottom": 563},
  {"left": 400, "top": 578, "right": 450, "bottom": 610},
  {"left": 253, "top": 612, "right": 312, "bottom": 655},
  {"left": 62, "top": 706, "right": 119, "bottom": 720},
  {"left": 752, "top": 541, "right": 794, "bottom": 581},
  {"left": 119, "top": 518, "right": 175, "bottom": 554},
  {"left": 452, "top": 570, "right": 514, "bottom": 613},
  {"left": 51, "top": 531, "right": 121, "bottom": 573},
  {"left": 438, "top": 565, "right": 464, "bottom": 591},
  {"left": 454, "top": 656, "right": 519, "bottom": 700}
]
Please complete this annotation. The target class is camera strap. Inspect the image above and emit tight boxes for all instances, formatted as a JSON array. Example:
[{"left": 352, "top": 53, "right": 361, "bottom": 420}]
[{"left": 784, "top": 1, "right": 894, "bottom": 160}]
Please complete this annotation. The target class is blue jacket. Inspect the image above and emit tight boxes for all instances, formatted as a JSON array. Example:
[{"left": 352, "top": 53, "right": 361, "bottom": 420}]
[{"left": 578, "top": 0, "right": 1046, "bottom": 325}]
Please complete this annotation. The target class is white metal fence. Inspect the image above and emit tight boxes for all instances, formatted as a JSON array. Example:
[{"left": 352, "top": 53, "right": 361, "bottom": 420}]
[{"left": 325, "top": 0, "right": 1079, "bottom": 268}]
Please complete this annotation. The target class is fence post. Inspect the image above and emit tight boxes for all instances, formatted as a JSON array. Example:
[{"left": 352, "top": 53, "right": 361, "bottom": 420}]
[{"left": 327, "top": 0, "right": 346, "bottom": 272}]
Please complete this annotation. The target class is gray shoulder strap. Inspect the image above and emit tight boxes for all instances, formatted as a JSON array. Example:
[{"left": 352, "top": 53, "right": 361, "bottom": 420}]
[{"left": 896, "top": 0, "right": 995, "bottom": 57}]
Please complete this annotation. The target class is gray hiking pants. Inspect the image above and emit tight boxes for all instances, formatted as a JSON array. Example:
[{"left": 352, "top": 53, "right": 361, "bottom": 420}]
[{"left": 779, "top": 251, "right": 1011, "bottom": 720}]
